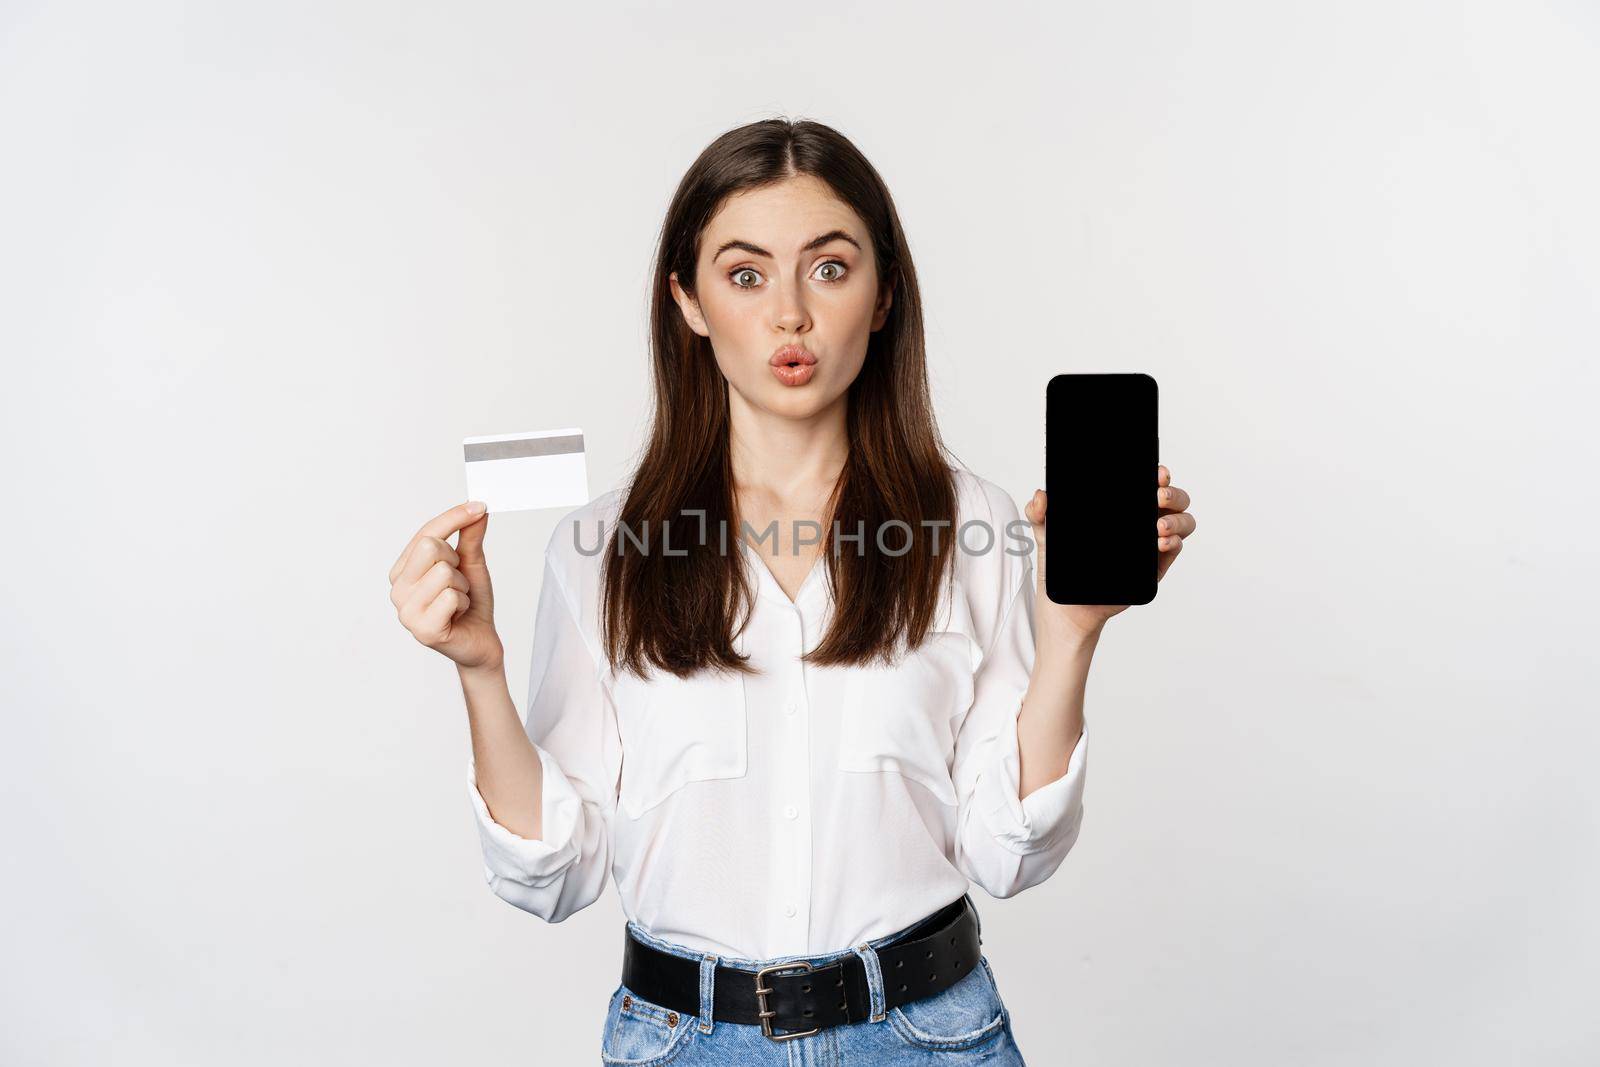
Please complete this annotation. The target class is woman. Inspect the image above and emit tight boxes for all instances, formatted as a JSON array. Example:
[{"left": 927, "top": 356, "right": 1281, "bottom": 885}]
[{"left": 389, "top": 118, "right": 1195, "bottom": 1064}]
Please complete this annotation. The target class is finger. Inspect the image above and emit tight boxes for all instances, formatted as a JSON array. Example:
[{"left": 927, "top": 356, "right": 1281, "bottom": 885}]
[
  {"left": 407, "top": 559, "right": 460, "bottom": 608},
  {"left": 1157, "top": 464, "right": 1170, "bottom": 486},
  {"left": 1156, "top": 512, "right": 1196, "bottom": 539},
  {"left": 1157, "top": 484, "right": 1190, "bottom": 513},
  {"left": 397, "top": 557, "right": 470, "bottom": 612},
  {"left": 399, "top": 567, "right": 452, "bottom": 638},
  {"left": 414, "top": 587, "right": 467, "bottom": 644},
  {"left": 394, "top": 535, "right": 462, "bottom": 593},
  {"left": 389, "top": 502, "right": 488, "bottom": 585},
  {"left": 1156, "top": 534, "right": 1183, "bottom": 579}
]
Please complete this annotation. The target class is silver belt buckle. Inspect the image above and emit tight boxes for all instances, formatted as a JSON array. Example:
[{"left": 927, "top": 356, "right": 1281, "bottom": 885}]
[{"left": 754, "top": 961, "right": 821, "bottom": 1042}]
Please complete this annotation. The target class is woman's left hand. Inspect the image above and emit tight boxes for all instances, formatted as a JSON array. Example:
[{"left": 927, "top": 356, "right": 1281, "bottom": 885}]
[{"left": 1023, "top": 464, "right": 1195, "bottom": 639}]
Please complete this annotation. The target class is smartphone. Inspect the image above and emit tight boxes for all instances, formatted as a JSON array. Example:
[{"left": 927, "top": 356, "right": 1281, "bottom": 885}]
[{"left": 1044, "top": 373, "right": 1159, "bottom": 606}]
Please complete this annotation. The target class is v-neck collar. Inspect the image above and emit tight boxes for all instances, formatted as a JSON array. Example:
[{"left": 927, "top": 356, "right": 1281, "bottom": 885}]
[{"left": 738, "top": 538, "right": 828, "bottom": 610}]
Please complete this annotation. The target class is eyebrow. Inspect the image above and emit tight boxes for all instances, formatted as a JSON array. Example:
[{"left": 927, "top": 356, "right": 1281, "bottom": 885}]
[{"left": 712, "top": 229, "right": 862, "bottom": 262}]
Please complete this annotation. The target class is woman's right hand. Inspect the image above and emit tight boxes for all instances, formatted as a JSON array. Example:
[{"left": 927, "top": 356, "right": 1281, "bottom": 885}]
[{"left": 389, "top": 501, "right": 505, "bottom": 673}]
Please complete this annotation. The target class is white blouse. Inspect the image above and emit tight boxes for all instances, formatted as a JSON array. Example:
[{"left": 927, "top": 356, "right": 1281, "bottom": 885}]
[{"left": 467, "top": 465, "right": 1089, "bottom": 961}]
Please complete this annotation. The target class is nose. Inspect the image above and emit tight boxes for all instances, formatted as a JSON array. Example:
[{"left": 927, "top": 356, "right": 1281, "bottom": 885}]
[{"left": 772, "top": 277, "right": 811, "bottom": 335}]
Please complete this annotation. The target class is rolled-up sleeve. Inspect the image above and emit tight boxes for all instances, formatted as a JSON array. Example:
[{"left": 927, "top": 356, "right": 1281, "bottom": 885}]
[
  {"left": 951, "top": 540, "right": 1088, "bottom": 899},
  {"left": 467, "top": 547, "right": 619, "bottom": 923}
]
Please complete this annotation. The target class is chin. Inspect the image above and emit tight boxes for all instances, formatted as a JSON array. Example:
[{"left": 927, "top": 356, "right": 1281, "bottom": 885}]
[{"left": 761, "top": 386, "right": 835, "bottom": 419}]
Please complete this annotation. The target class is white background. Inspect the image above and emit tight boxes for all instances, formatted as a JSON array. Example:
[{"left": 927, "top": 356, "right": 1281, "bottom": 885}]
[{"left": 3, "top": 1, "right": 1596, "bottom": 1064}]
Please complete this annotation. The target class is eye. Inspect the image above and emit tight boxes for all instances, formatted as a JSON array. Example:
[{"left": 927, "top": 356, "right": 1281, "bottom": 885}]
[
  {"left": 730, "top": 267, "right": 762, "bottom": 289},
  {"left": 814, "top": 260, "right": 848, "bottom": 283}
]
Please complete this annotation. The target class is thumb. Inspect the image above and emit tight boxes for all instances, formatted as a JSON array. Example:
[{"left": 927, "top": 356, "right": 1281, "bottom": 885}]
[
  {"left": 455, "top": 511, "right": 495, "bottom": 622},
  {"left": 455, "top": 510, "right": 489, "bottom": 566},
  {"left": 1024, "top": 489, "right": 1047, "bottom": 586}
]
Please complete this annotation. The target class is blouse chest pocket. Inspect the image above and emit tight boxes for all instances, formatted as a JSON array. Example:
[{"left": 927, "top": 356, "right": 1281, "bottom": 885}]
[
  {"left": 609, "top": 663, "right": 748, "bottom": 820},
  {"left": 835, "top": 627, "right": 977, "bottom": 808}
]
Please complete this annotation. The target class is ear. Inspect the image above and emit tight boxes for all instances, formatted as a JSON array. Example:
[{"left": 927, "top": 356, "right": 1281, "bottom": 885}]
[
  {"left": 870, "top": 279, "right": 895, "bottom": 332},
  {"left": 669, "top": 271, "right": 710, "bottom": 338}
]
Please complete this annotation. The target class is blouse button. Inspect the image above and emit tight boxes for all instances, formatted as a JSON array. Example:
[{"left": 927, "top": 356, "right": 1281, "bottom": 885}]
[
  {"left": 784, "top": 701, "right": 797, "bottom": 716},
  {"left": 784, "top": 903, "right": 797, "bottom": 917},
  {"left": 783, "top": 805, "right": 798, "bottom": 820}
]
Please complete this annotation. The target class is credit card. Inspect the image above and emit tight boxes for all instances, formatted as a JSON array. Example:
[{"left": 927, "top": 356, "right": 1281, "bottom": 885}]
[{"left": 462, "top": 427, "right": 589, "bottom": 514}]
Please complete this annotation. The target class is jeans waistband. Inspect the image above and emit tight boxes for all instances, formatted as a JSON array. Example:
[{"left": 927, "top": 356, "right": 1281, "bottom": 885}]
[{"left": 624, "top": 892, "right": 976, "bottom": 971}]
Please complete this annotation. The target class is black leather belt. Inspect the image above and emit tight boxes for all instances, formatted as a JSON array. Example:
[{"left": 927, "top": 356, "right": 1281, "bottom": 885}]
[{"left": 619, "top": 893, "right": 982, "bottom": 1042}]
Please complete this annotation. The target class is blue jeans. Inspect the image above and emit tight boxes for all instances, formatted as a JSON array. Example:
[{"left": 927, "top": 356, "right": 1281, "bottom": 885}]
[{"left": 599, "top": 895, "right": 1028, "bottom": 1065}]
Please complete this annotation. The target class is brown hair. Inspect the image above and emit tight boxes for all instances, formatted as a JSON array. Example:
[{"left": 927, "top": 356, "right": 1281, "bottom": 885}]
[{"left": 601, "top": 117, "right": 958, "bottom": 679}]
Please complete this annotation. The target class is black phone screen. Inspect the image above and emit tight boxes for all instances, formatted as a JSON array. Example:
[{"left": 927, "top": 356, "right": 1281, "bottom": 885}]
[{"left": 1044, "top": 373, "right": 1159, "bottom": 606}]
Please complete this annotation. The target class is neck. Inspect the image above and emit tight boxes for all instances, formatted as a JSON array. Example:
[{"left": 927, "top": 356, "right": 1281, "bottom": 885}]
[{"left": 727, "top": 388, "right": 849, "bottom": 508}]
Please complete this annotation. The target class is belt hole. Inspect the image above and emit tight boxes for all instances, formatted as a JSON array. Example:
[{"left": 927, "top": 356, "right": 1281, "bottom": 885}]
[
  {"left": 803, "top": 1009, "right": 813, "bottom": 1017},
  {"left": 835, "top": 977, "right": 845, "bottom": 988},
  {"left": 925, "top": 950, "right": 934, "bottom": 959},
  {"left": 801, "top": 984, "right": 811, "bottom": 993},
  {"left": 837, "top": 999, "right": 846, "bottom": 1009},
  {"left": 895, "top": 960, "right": 904, "bottom": 969},
  {"left": 929, "top": 971, "right": 937, "bottom": 981},
  {"left": 951, "top": 936, "right": 958, "bottom": 945},
  {"left": 898, "top": 983, "right": 908, "bottom": 992}
]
